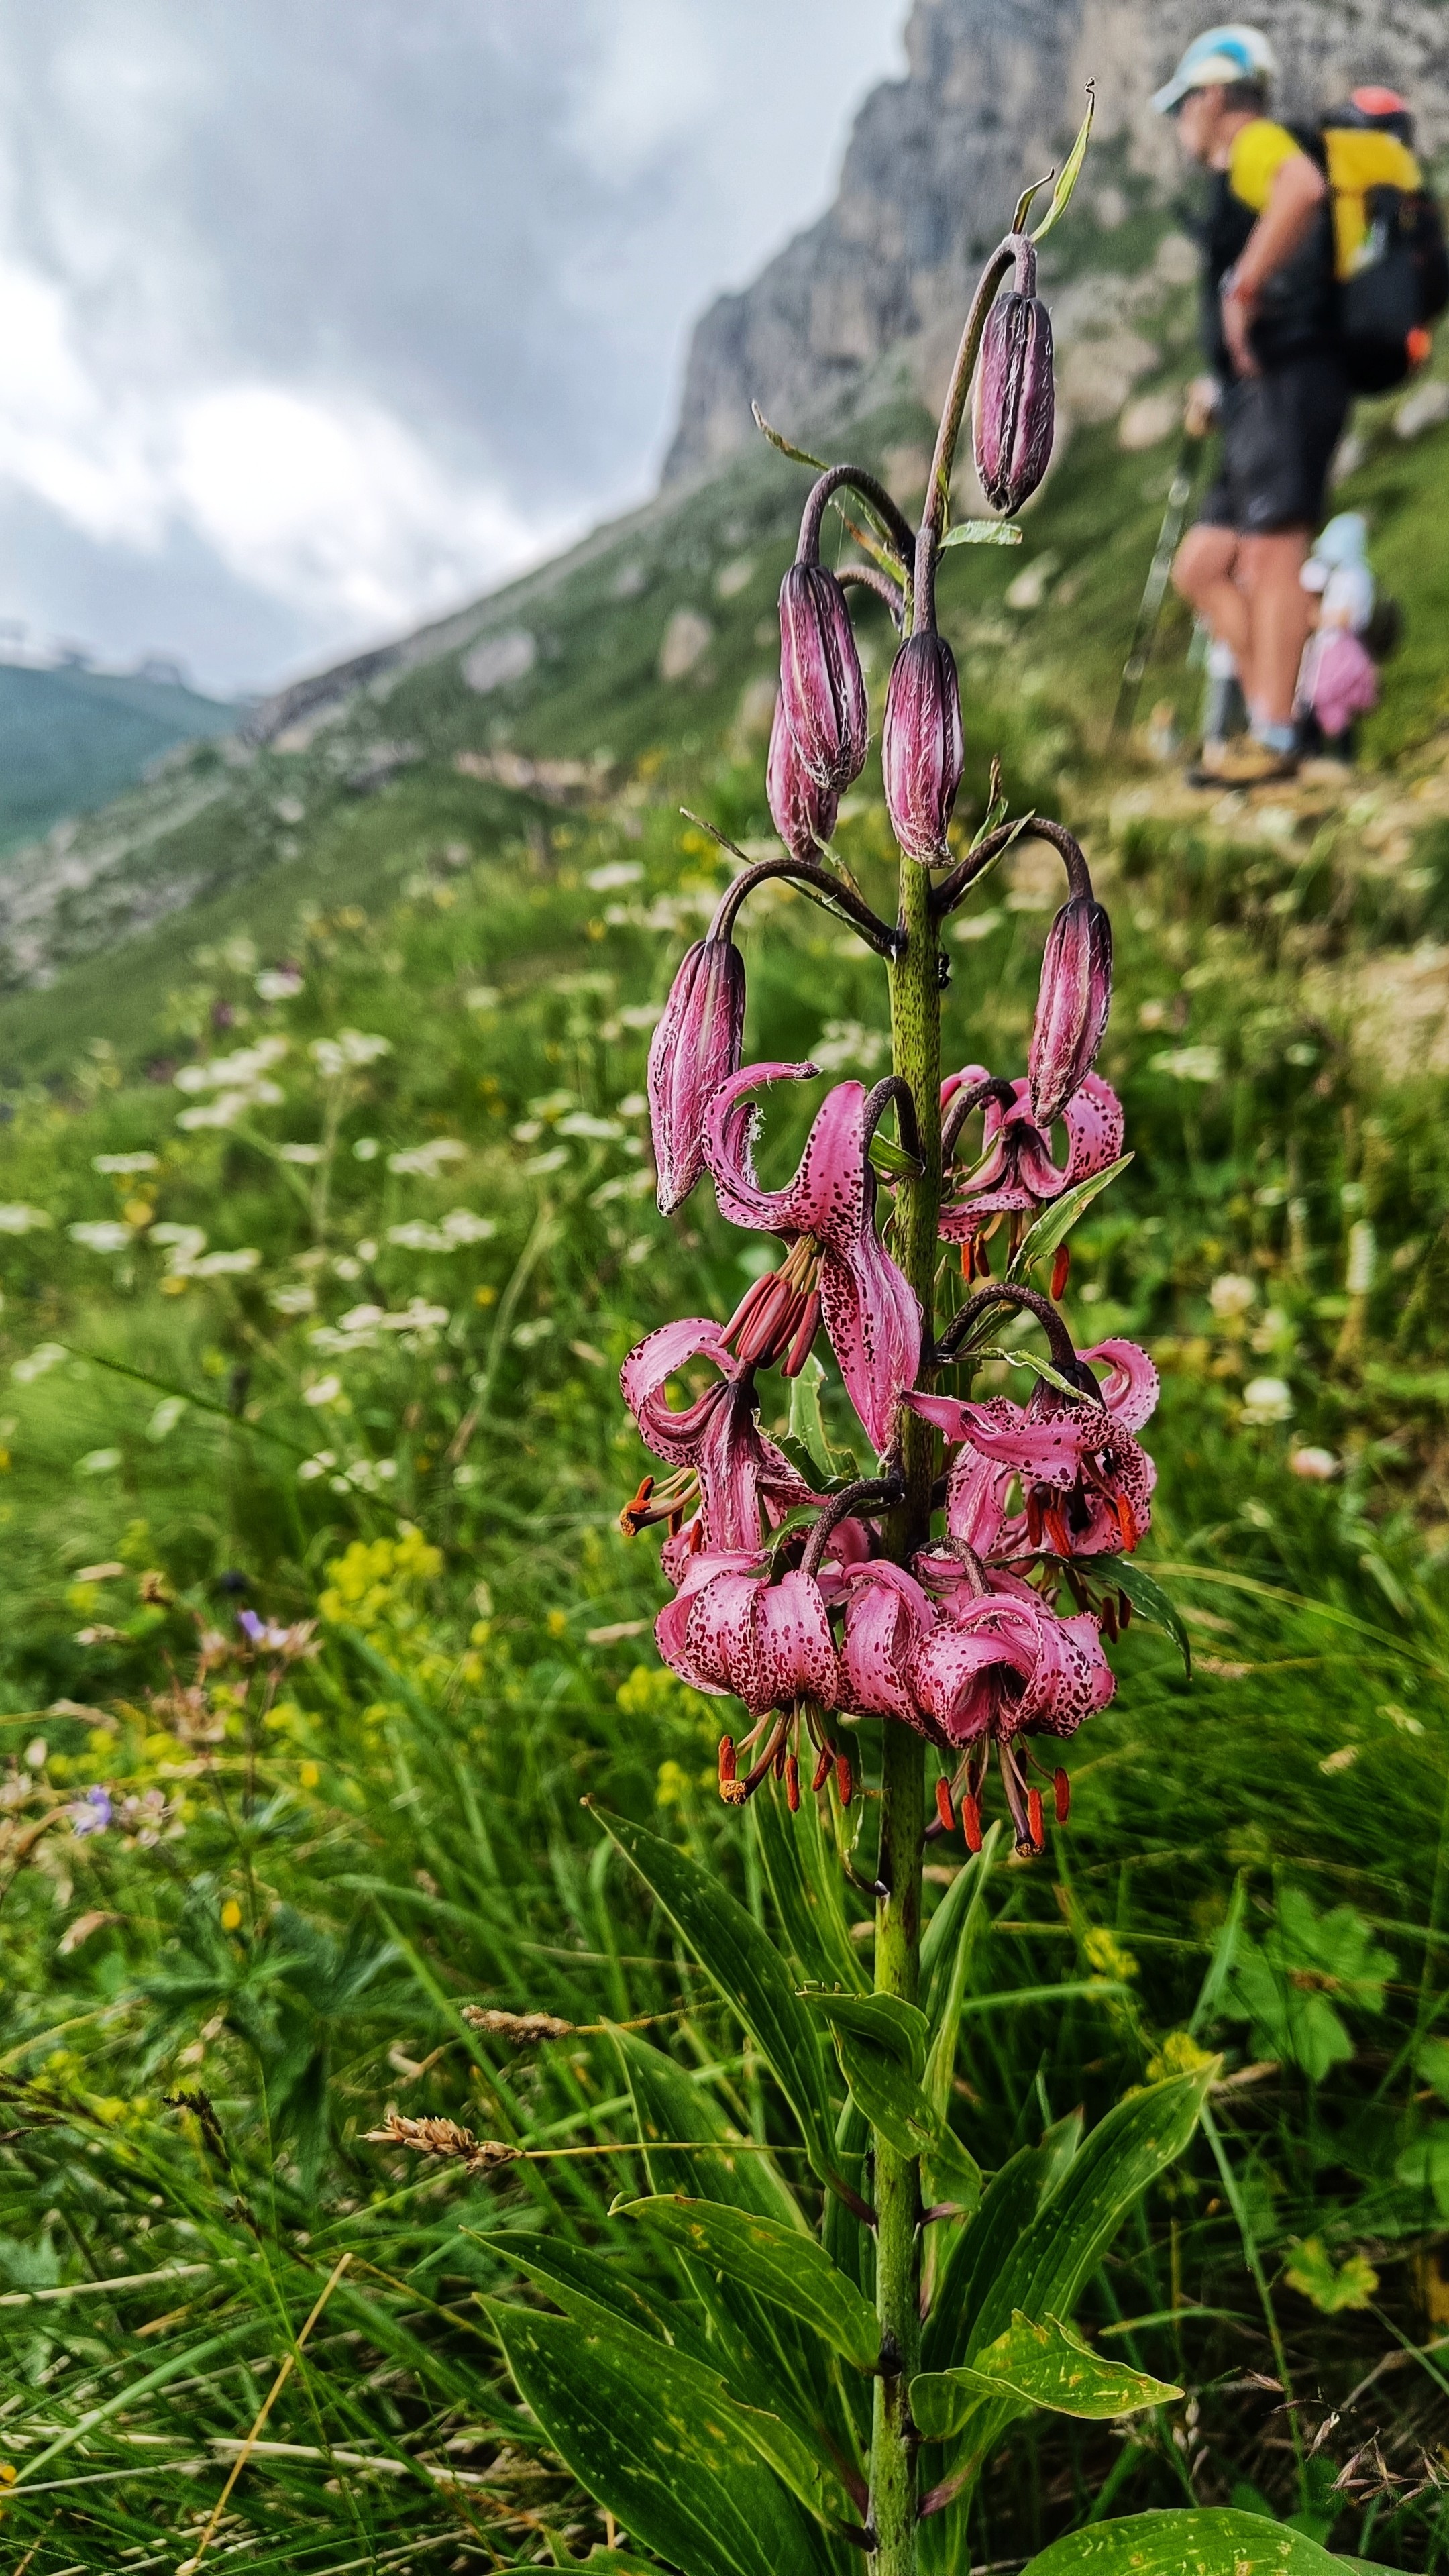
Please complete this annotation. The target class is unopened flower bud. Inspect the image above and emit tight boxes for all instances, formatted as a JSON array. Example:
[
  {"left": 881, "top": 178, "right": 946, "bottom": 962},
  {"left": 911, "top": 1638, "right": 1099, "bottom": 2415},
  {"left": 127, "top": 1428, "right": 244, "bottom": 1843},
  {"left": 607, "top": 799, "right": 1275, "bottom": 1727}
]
[
  {"left": 778, "top": 563, "right": 868, "bottom": 792},
  {"left": 647, "top": 934, "right": 746, "bottom": 1214},
  {"left": 766, "top": 693, "right": 839, "bottom": 859},
  {"left": 973, "top": 292, "right": 1055, "bottom": 515},
  {"left": 1027, "top": 895, "right": 1112, "bottom": 1126},
  {"left": 881, "top": 632, "right": 965, "bottom": 864}
]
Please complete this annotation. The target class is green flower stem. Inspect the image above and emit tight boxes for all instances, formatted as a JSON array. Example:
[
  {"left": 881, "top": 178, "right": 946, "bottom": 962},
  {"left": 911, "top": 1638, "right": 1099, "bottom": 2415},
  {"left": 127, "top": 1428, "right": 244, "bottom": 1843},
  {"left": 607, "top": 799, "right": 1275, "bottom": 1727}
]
[{"left": 871, "top": 853, "right": 942, "bottom": 2573}]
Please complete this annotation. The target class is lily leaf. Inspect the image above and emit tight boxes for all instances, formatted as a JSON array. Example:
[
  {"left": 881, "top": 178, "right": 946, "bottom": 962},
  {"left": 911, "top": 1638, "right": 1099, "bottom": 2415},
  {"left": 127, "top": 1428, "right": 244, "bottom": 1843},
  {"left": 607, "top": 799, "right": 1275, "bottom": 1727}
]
[
  {"left": 912, "top": 2308, "right": 1180, "bottom": 2440},
  {"left": 1008, "top": 1153, "right": 1133, "bottom": 1281},
  {"left": 800, "top": 1988, "right": 940, "bottom": 2160},
  {"left": 615, "top": 2194, "right": 880, "bottom": 2371},
  {"left": 488, "top": 2300, "right": 838, "bottom": 2571},
  {"left": 596, "top": 1812, "right": 840, "bottom": 2191},
  {"left": 753, "top": 1790, "right": 865, "bottom": 1995},
  {"left": 971, "top": 1344, "right": 1085, "bottom": 1403},
  {"left": 1030, "top": 84, "right": 1096, "bottom": 246},
  {"left": 940, "top": 519, "right": 1025, "bottom": 549},
  {"left": 1062, "top": 1554, "right": 1191, "bottom": 1680},
  {"left": 800, "top": 1988, "right": 929, "bottom": 2081},
  {"left": 869, "top": 1130, "right": 927, "bottom": 1179},
  {"left": 784, "top": 1352, "right": 853, "bottom": 1485},
  {"left": 1020, "top": 2508, "right": 1394, "bottom": 2575}
]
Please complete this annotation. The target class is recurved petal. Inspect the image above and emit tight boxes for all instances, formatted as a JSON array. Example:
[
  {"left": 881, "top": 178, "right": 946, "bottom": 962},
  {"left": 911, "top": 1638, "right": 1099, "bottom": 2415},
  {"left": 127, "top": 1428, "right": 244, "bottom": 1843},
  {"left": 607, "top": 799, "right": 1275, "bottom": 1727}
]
[
  {"left": 704, "top": 1061, "right": 820, "bottom": 1234},
  {"left": 655, "top": 1549, "right": 761, "bottom": 1696},
  {"left": 622, "top": 1317, "right": 734, "bottom": 1419},
  {"left": 1062, "top": 1074, "right": 1125, "bottom": 1184},
  {"left": 1016, "top": 1606, "right": 1115, "bottom": 1738},
  {"left": 685, "top": 1566, "right": 773, "bottom": 1709},
  {"left": 1081, "top": 1338, "right": 1159, "bottom": 1432},
  {"left": 945, "top": 1397, "right": 1095, "bottom": 1493},
  {"left": 908, "top": 1600, "right": 1036, "bottom": 1746}
]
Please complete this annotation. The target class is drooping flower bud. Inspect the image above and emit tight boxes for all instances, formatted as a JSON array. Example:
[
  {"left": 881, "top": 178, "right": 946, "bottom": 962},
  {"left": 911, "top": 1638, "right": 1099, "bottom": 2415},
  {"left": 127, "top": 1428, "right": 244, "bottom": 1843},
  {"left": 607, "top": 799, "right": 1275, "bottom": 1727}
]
[
  {"left": 777, "top": 563, "right": 868, "bottom": 792},
  {"left": 1026, "top": 895, "right": 1112, "bottom": 1127},
  {"left": 881, "top": 631, "right": 965, "bottom": 864},
  {"left": 973, "top": 291, "right": 1055, "bottom": 515},
  {"left": 647, "top": 934, "right": 746, "bottom": 1214},
  {"left": 766, "top": 692, "right": 839, "bottom": 859}
]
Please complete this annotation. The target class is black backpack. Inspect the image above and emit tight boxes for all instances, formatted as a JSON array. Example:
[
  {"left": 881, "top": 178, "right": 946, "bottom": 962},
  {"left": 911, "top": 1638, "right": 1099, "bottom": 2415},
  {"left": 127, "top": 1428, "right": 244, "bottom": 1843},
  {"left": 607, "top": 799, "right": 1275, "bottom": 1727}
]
[{"left": 1318, "top": 99, "right": 1449, "bottom": 394}]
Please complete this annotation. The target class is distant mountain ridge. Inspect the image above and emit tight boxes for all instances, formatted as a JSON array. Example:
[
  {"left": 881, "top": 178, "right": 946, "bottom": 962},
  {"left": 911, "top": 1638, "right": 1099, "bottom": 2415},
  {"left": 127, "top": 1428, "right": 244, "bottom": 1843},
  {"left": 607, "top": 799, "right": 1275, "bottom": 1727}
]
[
  {"left": 0, "top": 661, "right": 236, "bottom": 859},
  {"left": 663, "top": 0, "right": 1449, "bottom": 486}
]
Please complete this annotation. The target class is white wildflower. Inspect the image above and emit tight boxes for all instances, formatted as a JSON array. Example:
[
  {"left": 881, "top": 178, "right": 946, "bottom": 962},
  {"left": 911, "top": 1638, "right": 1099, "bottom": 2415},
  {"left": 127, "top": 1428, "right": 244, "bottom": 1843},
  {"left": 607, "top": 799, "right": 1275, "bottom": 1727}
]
[
  {"left": 615, "top": 1002, "right": 664, "bottom": 1033},
  {"left": 586, "top": 861, "right": 643, "bottom": 891},
  {"left": 464, "top": 985, "right": 500, "bottom": 1010},
  {"left": 268, "top": 1284, "right": 317, "bottom": 1316},
  {"left": 338, "top": 1303, "right": 385, "bottom": 1332},
  {"left": 146, "top": 1397, "right": 187, "bottom": 1440},
  {"left": 151, "top": 1224, "right": 207, "bottom": 1275},
  {"left": 256, "top": 967, "right": 303, "bottom": 1002},
  {"left": 1208, "top": 1273, "right": 1256, "bottom": 1322},
  {"left": 812, "top": 1020, "right": 890, "bottom": 1075},
  {"left": 1289, "top": 1446, "right": 1338, "bottom": 1479},
  {"left": 76, "top": 1448, "right": 123, "bottom": 1476},
  {"left": 555, "top": 1112, "right": 623, "bottom": 1141},
  {"left": 1346, "top": 1220, "right": 1376, "bottom": 1298},
  {"left": 68, "top": 1221, "right": 133, "bottom": 1254},
  {"left": 388, "top": 1138, "right": 467, "bottom": 1177},
  {"left": 590, "top": 1169, "right": 655, "bottom": 1207},
  {"left": 0, "top": 1205, "right": 52, "bottom": 1234},
  {"left": 12, "top": 1342, "right": 66, "bottom": 1383},
  {"left": 512, "top": 1317, "right": 554, "bottom": 1347},
  {"left": 189, "top": 1248, "right": 262, "bottom": 1277},
  {"left": 297, "top": 1451, "right": 337, "bottom": 1482},
  {"left": 93, "top": 1152, "right": 158, "bottom": 1175},
  {"left": 524, "top": 1146, "right": 569, "bottom": 1176},
  {"left": 617, "top": 1091, "right": 646, "bottom": 1118},
  {"left": 304, "top": 1375, "right": 343, "bottom": 1407},
  {"left": 1240, "top": 1376, "right": 1293, "bottom": 1426},
  {"left": 174, "top": 1038, "right": 287, "bottom": 1094},
  {"left": 353, "top": 1136, "right": 381, "bottom": 1161},
  {"left": 278, "top": 1142, "right": 324, "bottom": 1165},
  {"left": 310, "top": 1030, "right": 391, "bottom": 1079},
  {"left": 379, "top": 1299, "right": 448, "bottom": 1332},
  {"left": 951, "top": 908, "right": 1004, "bottom": 945}
]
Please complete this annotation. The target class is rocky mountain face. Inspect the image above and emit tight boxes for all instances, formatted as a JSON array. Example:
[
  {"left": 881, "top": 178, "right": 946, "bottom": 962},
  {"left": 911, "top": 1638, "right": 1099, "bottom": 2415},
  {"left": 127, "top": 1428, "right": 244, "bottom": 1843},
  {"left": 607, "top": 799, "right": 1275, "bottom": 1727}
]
[{"left": 663, "top": 0, "right": 1449, "bottom": 486}]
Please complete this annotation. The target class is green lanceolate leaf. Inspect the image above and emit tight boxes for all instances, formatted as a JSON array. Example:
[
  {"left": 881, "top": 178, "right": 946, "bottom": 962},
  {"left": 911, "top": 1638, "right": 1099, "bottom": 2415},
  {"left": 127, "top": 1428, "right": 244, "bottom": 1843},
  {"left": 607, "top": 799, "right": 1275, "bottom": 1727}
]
[
  {"left": 616, "top": 2195, "right": 879, "bottom": 2371},
  {"left": 784, "top": 1352, "right": 844, "bottom": 1483},
  {"left": 1008, "top": 1153, "right": 1132, "bottom": 1281},
  {"left": 800, "top": 1988, "right": 929, "bottom": 2080},
  {"left": 801, "top": 1987, "right": 939, "bottom": 2159},
  {"left": 1020, "top": 2508, "right": 1395, "bottom": 2575},
  {"left": 921, "top": 2116, "right": 1082, "bottom": 2375},
  {"left": 488, "top": 2301, "right": 836, "bottom": 2576},
  {"left": 1030, "top": 82, "right": 1096, "bottom": 245},
  {"left": 1062, "top": 1554, "right": 1191, "bottom": 1680},
  {"left": 911, "top": 2309, "right": 1180, "bottom": 2440},
  {"left": 939, "top": 519, "right": 1024, "bottom": 548},
  {"left": 596, "top": 1812, "right": 839, "bottom": 2188},
  {"left": 918, "top": 1833, "right": 998, "bottom": 2214},
  {"left": 972, "top": 1344, "right": 1085, "bottom": 1403},
  {"left": 969, "top": 2066, "right": 1214, "bottom": 2363},
  {"left": 753, "top": 1781, "right": 865, "bottom": 1996},
  {"left": 612, "top": 2030, "right": 803, "bottom": 2226}
]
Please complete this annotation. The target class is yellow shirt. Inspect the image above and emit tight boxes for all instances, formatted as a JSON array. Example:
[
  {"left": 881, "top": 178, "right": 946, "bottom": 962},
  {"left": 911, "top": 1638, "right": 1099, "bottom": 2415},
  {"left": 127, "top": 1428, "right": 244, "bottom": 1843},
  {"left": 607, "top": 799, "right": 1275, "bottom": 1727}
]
[{"left": 1229, "top": 115, "right": 1424, "bottom": 277}]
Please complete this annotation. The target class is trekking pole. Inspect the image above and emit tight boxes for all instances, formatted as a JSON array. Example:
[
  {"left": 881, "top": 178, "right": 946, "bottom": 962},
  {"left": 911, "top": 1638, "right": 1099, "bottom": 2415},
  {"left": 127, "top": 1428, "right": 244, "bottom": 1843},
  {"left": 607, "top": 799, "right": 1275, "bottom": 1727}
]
[{"left": 1110, "top": 431, "right": 1201, "bottom": 743}]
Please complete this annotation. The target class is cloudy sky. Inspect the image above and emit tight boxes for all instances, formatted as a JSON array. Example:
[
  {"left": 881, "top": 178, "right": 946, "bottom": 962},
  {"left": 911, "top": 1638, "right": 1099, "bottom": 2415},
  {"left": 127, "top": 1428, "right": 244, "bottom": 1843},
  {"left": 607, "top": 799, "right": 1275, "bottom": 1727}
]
[{"left": 0, "top": 1, "right": 905, "bottom": 696}]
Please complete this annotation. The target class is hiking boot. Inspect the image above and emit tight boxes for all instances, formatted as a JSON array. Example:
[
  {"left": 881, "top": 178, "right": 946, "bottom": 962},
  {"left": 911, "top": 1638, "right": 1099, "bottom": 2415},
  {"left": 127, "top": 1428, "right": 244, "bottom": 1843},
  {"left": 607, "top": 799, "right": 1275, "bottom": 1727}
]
[{"left": 1190, "top": 737, "right": 1299, "bottom": 790}]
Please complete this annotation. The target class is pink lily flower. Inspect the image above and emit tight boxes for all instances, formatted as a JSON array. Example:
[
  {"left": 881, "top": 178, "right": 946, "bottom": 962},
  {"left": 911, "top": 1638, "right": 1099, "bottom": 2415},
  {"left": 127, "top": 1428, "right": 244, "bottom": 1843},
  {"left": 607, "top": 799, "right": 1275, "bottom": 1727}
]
[
  {"left": 620, "top": 1317, "right": 816, "bottom": 1556},
  {"left": 839, "top": 1559, "right": 938, "bottom": 1728},
  {"left": 909, "top": 1338, "right": 1159, "bottom": 1560},
  {"left": 938, "top": 1066, "right": 1123, "bottom": 1265},
  {"left": 706, "top": 1063, "right": 923, "bottom": 1456},
  {"left": 909, "top": 1577, "right": 1114, "bottom": 1852},
  {"left": 654, "top": 1546, "right": 847, "bottom": 1811}
]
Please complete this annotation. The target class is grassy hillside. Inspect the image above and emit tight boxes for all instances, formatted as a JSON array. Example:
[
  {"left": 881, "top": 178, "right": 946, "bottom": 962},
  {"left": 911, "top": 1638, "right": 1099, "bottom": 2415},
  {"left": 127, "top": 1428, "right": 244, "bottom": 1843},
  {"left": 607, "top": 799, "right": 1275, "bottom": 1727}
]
[
  {"left": 0, "top": 661, "right": 237, "bottom": 857},
  {"left": 3, "top": 264, "right": 1449, "bottom": 2567}
]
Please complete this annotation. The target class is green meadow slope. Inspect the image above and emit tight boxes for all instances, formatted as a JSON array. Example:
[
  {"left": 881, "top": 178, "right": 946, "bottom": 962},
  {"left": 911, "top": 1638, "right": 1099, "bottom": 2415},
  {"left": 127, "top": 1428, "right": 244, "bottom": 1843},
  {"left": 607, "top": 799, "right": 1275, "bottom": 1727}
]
[{"left": 3, "top": 288, "right": 1449, "bottom": 2565}]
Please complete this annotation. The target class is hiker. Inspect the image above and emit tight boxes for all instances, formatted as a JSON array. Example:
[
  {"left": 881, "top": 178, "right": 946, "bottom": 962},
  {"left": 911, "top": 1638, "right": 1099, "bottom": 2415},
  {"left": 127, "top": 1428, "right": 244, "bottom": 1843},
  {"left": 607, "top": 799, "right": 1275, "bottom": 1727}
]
[{"left": 1159, "top": 25, "right": 1349, "bottom": 786}]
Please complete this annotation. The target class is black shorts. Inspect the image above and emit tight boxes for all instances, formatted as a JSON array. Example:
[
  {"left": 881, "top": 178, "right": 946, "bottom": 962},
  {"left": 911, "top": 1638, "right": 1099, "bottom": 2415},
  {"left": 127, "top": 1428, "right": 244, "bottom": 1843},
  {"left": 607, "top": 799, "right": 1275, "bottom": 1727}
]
[{"left": 1197, "top": 354, "right": 1352, "bottom": 537}]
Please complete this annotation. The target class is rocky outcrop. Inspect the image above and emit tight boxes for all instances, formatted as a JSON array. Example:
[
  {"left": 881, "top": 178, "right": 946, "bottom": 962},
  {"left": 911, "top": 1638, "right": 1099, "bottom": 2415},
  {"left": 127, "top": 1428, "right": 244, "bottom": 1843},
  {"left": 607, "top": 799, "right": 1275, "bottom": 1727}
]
[{"left": 663, "top": 0, "right": 1449, "bottom": 485}]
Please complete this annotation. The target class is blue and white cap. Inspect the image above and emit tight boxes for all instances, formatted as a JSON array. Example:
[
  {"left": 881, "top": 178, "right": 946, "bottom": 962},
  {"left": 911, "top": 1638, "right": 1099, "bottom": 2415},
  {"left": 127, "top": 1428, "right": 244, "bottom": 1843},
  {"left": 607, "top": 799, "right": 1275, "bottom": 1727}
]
[{"left": 1150, "top": 24, "right": 1279, "bottom": 115}]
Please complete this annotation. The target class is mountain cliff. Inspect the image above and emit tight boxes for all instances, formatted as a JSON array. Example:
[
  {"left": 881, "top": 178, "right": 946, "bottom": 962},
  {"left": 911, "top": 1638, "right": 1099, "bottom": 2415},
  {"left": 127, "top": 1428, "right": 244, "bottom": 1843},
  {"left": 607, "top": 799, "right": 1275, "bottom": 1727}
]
[{"left": 663, "top": 0, "right": 1449, "bottom": 486}]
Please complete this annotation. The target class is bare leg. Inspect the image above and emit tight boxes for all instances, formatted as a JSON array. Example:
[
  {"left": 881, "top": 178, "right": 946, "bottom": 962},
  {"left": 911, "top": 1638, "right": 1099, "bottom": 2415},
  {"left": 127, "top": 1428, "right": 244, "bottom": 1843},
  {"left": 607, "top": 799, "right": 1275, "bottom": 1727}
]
[
  {"left": 1173, "top": 524, "right": 1252, "bottom": 671},
  {"left": 1236, "top": 529, "right": 1311, "bottom": 729}
]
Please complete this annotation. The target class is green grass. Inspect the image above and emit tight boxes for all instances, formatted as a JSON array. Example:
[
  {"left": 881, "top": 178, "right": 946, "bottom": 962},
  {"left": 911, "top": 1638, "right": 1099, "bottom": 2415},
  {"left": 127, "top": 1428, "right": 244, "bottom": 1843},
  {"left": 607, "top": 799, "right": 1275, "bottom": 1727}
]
[{"left": 3, "top": 360, "right": 1449, "bottom": 2569}]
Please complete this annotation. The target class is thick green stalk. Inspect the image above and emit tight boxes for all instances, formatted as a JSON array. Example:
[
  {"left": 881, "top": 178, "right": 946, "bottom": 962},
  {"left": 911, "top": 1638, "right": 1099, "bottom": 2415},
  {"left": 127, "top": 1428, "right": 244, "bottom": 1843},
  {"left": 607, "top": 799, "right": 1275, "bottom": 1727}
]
[{"left": 871, "top": 853, "right": 942, "bottom": 2573}]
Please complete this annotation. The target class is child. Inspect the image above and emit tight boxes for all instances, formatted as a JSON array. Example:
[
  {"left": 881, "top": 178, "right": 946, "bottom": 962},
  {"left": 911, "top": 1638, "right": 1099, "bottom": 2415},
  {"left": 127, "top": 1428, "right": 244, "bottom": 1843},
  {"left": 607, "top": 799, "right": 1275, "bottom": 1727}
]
[{"left": 1296, "top": 511, "right": 1379, "bottom": 758}]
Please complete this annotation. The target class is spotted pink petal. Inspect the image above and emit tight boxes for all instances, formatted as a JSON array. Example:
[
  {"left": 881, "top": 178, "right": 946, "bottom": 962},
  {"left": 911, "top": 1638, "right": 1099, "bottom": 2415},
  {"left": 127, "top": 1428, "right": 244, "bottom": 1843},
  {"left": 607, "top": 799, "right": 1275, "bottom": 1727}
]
[
  {"left": 655, "top": 1550, "right": 762, "bottom": 1696},
  {"left": 840, "top": 1561, "right": 938, "bottom": 1727},
  {"left": 1081, "top": 1339, "right": 1159, "bottom": 1433},
  {"left": 1016, "top": 1607, "right": 1116, "bottom": 1737},
  {"left": 908, "top": 1597, "right": 1040, "bottom": 1746},
  {"left": 1063, "top": 1075, "right": 1125, "bottom": 1183},
  {"left": 684, "top": 1566, "right": 774, "bottom": 1706},
  {"left": 622, "top": 1316, "right": 815, "bottom": 1552},
  {"left": 753, "top": 1570, "right": 841, "bottom": 1711}
]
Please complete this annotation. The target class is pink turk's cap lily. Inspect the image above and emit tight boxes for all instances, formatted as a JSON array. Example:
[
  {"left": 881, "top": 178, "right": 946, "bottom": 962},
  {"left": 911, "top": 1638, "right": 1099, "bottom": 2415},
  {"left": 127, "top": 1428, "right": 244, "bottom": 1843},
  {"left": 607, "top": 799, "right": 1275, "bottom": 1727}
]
[
  {"left": 621, "top": 1316, "right": 816, "bottom": 1555},
  {"left": 908, "top": 1585, "right": 1114, "bottom": 1751},
  {"left": 706, "top": 1063, "right": 922, "bottom": 1455},
  {"left": 910, "top": 1338, "right": 1159, "bottom": 1560},
  {"left": 938, "top": 1069, "right": 1123, "bottom": 1248},
  {"left": 840, "top": 1560, "right": 938, "bottom": 1729},
  {"left": 777, "top": 563, "right": 869, "bottom": 794},
  {"left": 881, "top": 631, "right": 965, "bottom": 864},
  {"left": 1028, "top": 896, "right": 1113, "bottom": 1128},
  {"left": 657, "top": 1551, "right": 840, "bottom": 1719},
  {"left": 973, "top": 292, "right": 1055, "bottom": 516},
  {"left": 767, "top": 692, "right": 840, "bottom": 860},
  {"left": 647, "top": 933, "right": 747, "bottom": 1215}
]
